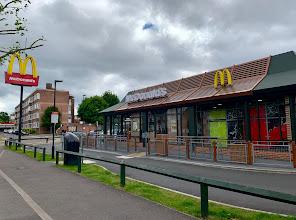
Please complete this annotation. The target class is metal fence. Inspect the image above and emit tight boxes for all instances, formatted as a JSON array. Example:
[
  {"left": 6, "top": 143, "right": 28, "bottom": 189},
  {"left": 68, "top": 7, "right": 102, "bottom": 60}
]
[
  {"left": 252, "top": 141, "right": 292, "bottom": 167},
  {"left": 217, "top": 140, "right": 248, "bottom": 164},
  {"left": 80, "top": 134, "right": 146, "bottom": 154},
  {"left": 190, "top": 138, "right": 214, "bottom": 161},
  {"left": 76, "top": 132, "right": 296, "bottom": 168}
]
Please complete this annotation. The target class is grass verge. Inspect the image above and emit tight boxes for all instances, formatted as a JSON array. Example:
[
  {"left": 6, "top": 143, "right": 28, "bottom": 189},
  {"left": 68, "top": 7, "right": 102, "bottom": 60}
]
[
  {"left": 5, "top": 145, "right": 54, "bottom": 162},
  {"left": 59, "top": 163, "right": 296, "bottom": 220}
]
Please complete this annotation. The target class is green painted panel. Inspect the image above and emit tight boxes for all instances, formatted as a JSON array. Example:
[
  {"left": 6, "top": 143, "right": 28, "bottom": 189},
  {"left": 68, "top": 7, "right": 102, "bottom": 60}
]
[{"left": 209, "top": 110, "right": 227, "bottom": 146}]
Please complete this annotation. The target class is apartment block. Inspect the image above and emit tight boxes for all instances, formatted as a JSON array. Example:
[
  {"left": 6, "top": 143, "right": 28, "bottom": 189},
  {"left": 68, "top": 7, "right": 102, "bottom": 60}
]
[{"left": 15, "top": 83, "right": 75, "bottom": 134}]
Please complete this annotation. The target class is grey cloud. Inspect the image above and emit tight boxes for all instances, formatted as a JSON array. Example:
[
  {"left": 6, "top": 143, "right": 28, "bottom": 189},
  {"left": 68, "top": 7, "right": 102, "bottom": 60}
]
[{"left": 1, "top": 0, "right": 296, "bottom": 112}]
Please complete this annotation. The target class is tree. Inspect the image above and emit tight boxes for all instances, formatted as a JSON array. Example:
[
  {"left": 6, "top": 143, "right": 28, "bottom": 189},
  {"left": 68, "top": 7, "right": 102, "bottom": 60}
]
[
  {"left": 102, "top": 91, "right": 119, "bottom": 107},
  {"left": 78, "top": 96, "right": 108, "bottom": 124},
  {"left": 0, "top": 111, "right": 9, "bottom": 122},
  {"left": 41, "top": 106, "right": 61, "bottom": 131},
  {"left": 0, "top": 0, "right": 44, "bottom": 63}
]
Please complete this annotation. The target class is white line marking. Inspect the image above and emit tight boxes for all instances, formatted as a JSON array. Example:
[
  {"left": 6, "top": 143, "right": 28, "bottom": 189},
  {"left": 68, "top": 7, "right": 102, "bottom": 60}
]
[
  {"left": 0, "top": 168, "right": 53, "bottom": 220},
  {"left": 0, "top": 150, "right": 4, "bottom": 158}
]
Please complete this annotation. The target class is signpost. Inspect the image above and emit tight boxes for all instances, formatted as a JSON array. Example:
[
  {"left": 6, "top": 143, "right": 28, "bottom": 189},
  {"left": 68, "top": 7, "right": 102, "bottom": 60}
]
[{"left": 4, "top": 53, "right": 39, "bottom": 142}]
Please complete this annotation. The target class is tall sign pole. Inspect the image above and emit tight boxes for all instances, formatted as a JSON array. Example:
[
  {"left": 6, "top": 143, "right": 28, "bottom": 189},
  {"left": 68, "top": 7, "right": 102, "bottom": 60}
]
[
  {"left": 51, "top": 80, "right": 62, "bottom": 159},
  {"left": 18, "top": 86, "right": 24, "bottom": 142}
]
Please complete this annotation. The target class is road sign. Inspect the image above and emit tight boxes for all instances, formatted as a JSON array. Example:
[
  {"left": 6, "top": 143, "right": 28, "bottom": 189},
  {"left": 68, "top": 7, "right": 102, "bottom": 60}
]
[{"left": 51, "top": 112, "right": 59, "bottom": 124}]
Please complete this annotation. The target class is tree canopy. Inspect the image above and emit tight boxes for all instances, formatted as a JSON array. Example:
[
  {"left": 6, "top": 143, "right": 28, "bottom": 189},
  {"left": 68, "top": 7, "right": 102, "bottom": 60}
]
[
  {"left": 0, "top": 0, "right": 44, "bottom": 63},
  {"left": 102, "top": 91, "right": 120, "bottom": 107},
  {"left": 78, "top": 91, "right": 120, "bottom": 124},
  {"left": 78, "top": 96, "right": 108, "bottom": 124},
  {"left": 41, "top": 106, "right": 61, "bottom": 130},
  {"left": 0, "top": 111, "right": 9, "bottom": 122}
]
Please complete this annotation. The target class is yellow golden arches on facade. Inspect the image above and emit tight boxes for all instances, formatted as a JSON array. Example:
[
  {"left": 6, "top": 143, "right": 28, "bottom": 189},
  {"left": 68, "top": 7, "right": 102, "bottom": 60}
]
[
  {"left": 214, "top": 68, "right": 233, "bottom": 88},
  {"left": 7, "top": 53, "right": 38, "bottom": 78}
]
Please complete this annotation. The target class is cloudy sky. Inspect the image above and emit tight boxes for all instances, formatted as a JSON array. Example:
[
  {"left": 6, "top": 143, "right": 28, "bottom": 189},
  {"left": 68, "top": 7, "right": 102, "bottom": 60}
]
[{"left": 1, "top": 0, "right": 296, "bottom": 113}]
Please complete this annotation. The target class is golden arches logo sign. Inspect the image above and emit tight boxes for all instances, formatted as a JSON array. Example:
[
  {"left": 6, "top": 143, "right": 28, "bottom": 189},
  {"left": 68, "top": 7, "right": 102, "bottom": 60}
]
[
  {"left": 4, "top": 53, "right": 39, "bottom": 86},
  {"left": 214, "top": 68, "right": 232, "bottom": 88}
]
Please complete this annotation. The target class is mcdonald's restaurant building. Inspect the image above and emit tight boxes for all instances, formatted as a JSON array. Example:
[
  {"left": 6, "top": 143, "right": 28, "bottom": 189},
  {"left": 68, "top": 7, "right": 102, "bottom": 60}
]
[{"left": 101, "top": 51, "right": 296, "bottom": 144}]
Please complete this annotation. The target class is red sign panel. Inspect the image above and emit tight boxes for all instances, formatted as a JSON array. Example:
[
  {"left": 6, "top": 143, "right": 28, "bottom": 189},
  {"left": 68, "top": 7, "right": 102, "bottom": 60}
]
[{"left": 5, "top": 72, "right": 39, "bottom": 87}]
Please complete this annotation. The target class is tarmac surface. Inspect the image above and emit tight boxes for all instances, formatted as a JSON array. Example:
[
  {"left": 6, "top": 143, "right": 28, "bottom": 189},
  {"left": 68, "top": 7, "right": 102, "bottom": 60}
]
[{"left": 0, "top": 144, "right": 195, "bottom": 220}]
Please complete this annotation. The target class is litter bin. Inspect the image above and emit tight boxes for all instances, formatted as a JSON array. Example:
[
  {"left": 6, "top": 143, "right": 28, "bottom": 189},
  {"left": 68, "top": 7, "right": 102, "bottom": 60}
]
[{"left": 64, "top": 132, "right": 80, "bottom": 165}]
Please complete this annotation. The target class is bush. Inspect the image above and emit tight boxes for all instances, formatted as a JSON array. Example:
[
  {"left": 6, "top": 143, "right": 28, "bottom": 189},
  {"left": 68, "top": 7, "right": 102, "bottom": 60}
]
[{"left": 23, "top": 128, "right": 36, "bottom": 134}]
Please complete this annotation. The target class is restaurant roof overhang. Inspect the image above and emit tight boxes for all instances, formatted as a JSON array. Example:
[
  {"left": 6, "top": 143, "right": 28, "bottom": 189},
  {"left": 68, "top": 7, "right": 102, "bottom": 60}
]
[
  {"left": 255, "top": 51, "right": 296, "bottom": 95},
  {"left": 101, "top": 51, "right": 296, "bottom": 114}
]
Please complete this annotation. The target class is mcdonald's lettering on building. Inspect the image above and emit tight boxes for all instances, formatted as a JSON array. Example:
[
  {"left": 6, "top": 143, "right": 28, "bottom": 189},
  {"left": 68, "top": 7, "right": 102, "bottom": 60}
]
[{"left": 4, "top": 53, "right": 39, "bottom": 87}]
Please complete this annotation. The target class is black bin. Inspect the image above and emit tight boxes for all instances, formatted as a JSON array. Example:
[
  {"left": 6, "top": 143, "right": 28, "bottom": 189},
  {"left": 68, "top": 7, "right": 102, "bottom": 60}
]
[{"left": 64, "top": 132, "right": 80, "bottom": 165}]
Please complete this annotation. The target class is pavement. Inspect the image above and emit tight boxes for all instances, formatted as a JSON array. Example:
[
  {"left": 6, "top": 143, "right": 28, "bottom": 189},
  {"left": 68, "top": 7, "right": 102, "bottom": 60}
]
[{"left": 0, "top": 144, "right": 195, "bottom": 220}]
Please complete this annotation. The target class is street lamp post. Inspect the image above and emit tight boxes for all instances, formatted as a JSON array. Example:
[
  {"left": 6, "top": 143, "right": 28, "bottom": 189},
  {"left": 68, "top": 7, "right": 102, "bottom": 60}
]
[{"left": 52, "top": 80, "right": 63, "bottom": 159}]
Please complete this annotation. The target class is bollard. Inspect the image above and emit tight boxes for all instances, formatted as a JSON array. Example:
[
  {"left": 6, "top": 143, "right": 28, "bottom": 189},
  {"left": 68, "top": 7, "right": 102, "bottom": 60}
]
[
  {"left": 120, "top": 161, "right": 126, "bottom": 187},
  {"left": 42, "top": 148, "right": 46, "bottom": 161},
  {"left": 34, "top": 147, "right": 37, "bottom": 158},
  {"left": 200, "top": 183, "right": 209, "bottom": 218},
  {"left": 186, "top": 139, "right": 190, "bottom": 160},
  {"left": 56, "top": 151, "right": 59, "bottom": 165},
  {"left": 114, "top": 138, "right": 117, "bottom": 151},
  {"left": 78, "top": 156, "right": 82, "bottom": 173},
  {"left": 23, "top": 145, "right": 26, "bottom": 153},
  {"left": 292, "top": 141, "right": 296, "bottom": 168},
  {"left": 213, "top": 141, "right": 217, "bottom": 162},
  {"left": 147, "top": 140, "right": 150, "bottom": 156},
  {"left": 247, "top": 141, "right": 253, "bottom": 165}
]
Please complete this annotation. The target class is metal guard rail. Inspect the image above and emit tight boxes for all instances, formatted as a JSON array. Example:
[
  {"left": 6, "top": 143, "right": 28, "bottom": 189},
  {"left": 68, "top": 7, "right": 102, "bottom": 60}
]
[
  {"left": 5, "top": 139, "right": 46, "bottom": 161},
  {"left": 56, "top": 149, "right": 296, "bottom": 218}
]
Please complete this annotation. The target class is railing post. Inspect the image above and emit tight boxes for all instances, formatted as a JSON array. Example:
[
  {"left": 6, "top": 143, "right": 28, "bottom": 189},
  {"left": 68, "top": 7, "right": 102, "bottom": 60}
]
[
  {"left": 56, "top": 152, "right": 59, "bottom": 165},
  {"left": 247, "top": 141, "right": 253, "bottom": 165},
  {"left": 34, "top": 147, "right": 37, "bottom": 158},
  {"left": 213, "top": 141, "right": 217, "bottom": 162},
  {"left": 42, "top": 148, "right": 46, "bottom": 161},
  {"left": 114, "top": 137, "right": 117, "bottom": 151},
  {"left": 292, "top": 141, "right": 296, "bottom": 168},
  {"left": 135, "top": 137, "right": 137, "bottom": 152},
  {"left": 78, "top": 156, "right": 82, "bottom": 173},
  {"left": 120, "top": 161, "right": 126, "bottom": 187},
  {"left": 147, "top": 139, "right": 150, "bottom": 156},
  {"left": 186, "top": 138, "right": 190, "bottom": 160},
  {"left": 200, "top": 183, "right": 209, "bottom": 218}
]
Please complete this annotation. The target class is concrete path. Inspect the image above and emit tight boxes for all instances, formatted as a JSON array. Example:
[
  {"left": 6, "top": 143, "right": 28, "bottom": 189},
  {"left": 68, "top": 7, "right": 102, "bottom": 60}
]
[{"left": 0, "top": 145, "right": 194, "bottom": 220}]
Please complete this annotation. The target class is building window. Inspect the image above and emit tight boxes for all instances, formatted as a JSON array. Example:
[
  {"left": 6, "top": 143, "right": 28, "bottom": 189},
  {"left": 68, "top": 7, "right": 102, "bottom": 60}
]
[
  {"left": 112, "top": 115, "right": 121, "bottom": 135},
  {"left": 250, "top": 99, "right": 288, "bottom": 141},
  {"left": 167, "top": 108, "right": 177, "bottom": 137},
  {"left": 131, "top": 113, "right": 140, "bottom": 137}
]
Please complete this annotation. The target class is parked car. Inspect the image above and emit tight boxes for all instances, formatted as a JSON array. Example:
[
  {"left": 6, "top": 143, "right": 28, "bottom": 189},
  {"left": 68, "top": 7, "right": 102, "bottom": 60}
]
[{"left": 12, "top": 130, "right": 29, "bottom": 135}]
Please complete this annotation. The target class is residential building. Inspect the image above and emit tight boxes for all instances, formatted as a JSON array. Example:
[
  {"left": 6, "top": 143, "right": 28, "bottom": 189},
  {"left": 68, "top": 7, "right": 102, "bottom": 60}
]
[{"left": 15, "top": 83, "right": 75, "bottom": 133}]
